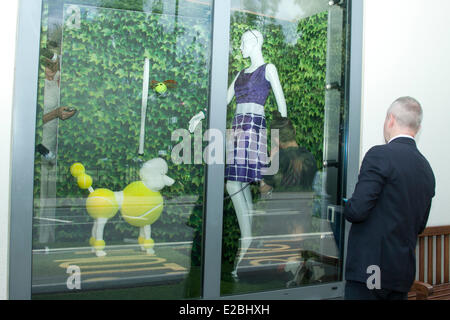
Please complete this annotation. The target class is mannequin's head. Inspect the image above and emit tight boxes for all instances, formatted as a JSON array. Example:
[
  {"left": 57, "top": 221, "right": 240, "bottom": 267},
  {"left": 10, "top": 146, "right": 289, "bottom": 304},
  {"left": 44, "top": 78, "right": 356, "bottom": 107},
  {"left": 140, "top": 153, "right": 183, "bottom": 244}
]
[{"left": 240, "top": 30, "right": 263, "bottom": 58}]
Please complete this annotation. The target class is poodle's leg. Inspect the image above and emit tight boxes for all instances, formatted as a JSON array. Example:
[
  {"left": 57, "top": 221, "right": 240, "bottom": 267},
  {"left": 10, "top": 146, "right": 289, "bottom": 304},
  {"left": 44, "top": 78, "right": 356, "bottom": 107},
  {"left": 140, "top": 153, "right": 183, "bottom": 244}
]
[
  {"left": 93, "top": 218, "right": 108, "bottom": 257},
  {"left": 143, "top": 224, "right": 155, "bottom": 255},
  {"left": 138, "top": 227, "right": 146, "bottom": 251},
  {"left": 90, "top": 220, "right": 98, "bottom": 252}
]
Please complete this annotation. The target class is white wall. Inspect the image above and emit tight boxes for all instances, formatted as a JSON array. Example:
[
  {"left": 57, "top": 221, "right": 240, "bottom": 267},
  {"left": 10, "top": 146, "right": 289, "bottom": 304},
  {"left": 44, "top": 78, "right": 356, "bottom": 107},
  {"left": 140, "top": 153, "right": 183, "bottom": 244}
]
[
  {"left": 0, "top": 0, "right": 19, "bottom": 300},
  {"left": 361, "top": 0, "right": 450, "bottom": 226}
]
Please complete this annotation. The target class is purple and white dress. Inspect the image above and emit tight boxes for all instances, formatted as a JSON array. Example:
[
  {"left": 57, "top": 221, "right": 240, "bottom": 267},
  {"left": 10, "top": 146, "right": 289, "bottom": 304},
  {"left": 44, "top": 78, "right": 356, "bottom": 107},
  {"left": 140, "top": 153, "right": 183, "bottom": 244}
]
[{"left": 225, "top": 63, "right": 270, "bottom": 183}]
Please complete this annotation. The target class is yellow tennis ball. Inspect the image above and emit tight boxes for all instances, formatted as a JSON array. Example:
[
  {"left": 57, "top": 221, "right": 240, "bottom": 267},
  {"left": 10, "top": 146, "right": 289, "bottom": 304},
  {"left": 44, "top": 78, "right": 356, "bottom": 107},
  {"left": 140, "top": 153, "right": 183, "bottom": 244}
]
[
  {"left": 121, "top": 181, "right": 164, "bottom": 227},
  {"left": 70, "top": 162, "right": 85, "bottom": 177},
  {"left": 77, "top": 173, "right": 93, "bottom": 189},
  {"left": 93, "top": 239, "right": 106, "bottom": 250},
  {"left": 155, "top": 83, "right": 167, "bottom": 94},
  {"left": 86, "top": 188, "right": 119, "bottom": 219},
  {"left": 142, "top": 238, "right": 155, "bottom": 249}
]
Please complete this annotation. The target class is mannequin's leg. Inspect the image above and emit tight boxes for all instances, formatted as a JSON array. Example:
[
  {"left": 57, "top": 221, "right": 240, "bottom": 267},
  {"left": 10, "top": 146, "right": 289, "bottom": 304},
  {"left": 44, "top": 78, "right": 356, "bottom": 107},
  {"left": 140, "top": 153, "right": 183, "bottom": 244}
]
[
  {"left": 226, "top": 180, "right": 253, "bottom": 274},
  {"left": 94, "top": 217, "right": 108, "bottom": 257},
  {"left": 242, "top": 183, "right": 254, "bottom": 218}
]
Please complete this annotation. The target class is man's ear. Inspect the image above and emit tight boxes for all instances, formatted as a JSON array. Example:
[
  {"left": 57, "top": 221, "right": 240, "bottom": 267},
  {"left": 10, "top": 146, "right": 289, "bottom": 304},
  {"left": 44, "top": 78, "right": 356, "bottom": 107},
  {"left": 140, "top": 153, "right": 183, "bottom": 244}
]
[
  {"left": 415, "top": 125, "right": 421, "bottom": 136},
  {"left": 388, "top": 114, "right": 396, "bottom": 128}
]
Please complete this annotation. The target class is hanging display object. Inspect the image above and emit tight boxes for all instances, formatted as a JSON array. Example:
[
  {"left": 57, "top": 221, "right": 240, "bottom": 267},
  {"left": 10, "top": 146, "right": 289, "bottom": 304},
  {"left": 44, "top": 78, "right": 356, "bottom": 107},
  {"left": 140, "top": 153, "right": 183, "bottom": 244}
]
[
  {"left": 151, "top": 79, "right": 178, "bottom": 96},
  {"left": 139, "top": 58, "right": 150, "bottom": 156}
]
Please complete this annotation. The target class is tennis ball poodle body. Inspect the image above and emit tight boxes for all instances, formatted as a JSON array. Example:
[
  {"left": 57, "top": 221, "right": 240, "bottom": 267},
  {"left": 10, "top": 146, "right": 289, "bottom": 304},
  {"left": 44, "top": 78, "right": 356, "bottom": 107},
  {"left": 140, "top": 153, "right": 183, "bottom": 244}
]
[
  {"left": 121, "top": 181, "right": 164, "bottom": 227},
  {"left": 70, "top": 158, "right": 174, "bottom": 257}
]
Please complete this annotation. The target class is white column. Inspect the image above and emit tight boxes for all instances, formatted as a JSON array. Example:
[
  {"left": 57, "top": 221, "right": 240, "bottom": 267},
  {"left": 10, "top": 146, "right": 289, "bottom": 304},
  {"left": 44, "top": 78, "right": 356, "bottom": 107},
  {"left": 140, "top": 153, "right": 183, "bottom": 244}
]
[{"left": 0, "top": 0, "right": 20, "bottom": 300}]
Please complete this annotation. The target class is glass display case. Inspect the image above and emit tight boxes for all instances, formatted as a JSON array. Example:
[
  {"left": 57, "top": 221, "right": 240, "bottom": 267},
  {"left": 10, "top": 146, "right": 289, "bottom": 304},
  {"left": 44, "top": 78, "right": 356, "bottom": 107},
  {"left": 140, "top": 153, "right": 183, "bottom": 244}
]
[
  {"left": 220, "top": 0, "right": 348, "bottom": 296},
  {"left": 9, "top": 0, "right": 354, "bottom": 300},
  {"left": 32, "top": 0, "right": 213, "bottom": 299}
]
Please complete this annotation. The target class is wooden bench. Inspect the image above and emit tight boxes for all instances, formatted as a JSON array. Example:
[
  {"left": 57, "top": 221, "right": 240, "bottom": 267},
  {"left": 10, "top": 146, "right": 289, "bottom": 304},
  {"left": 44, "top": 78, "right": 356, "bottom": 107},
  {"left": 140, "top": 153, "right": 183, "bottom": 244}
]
[{"left": 408, "top": 226, "right": 450, "bottom": 300}]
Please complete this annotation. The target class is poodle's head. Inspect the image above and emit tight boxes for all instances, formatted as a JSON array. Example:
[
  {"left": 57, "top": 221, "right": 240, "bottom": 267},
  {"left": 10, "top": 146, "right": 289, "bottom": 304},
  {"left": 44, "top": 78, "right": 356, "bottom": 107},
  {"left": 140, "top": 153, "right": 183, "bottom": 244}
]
[{"left": 139, "top": 158, "right": 174, "bottom": 191}]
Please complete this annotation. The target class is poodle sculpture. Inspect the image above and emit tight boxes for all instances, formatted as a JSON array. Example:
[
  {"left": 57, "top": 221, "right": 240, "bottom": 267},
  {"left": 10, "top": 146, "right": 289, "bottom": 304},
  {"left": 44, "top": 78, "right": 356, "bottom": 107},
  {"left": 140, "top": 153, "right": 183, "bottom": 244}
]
[{"left": 70, "top": 158, "right": 175, "bottom": 257}]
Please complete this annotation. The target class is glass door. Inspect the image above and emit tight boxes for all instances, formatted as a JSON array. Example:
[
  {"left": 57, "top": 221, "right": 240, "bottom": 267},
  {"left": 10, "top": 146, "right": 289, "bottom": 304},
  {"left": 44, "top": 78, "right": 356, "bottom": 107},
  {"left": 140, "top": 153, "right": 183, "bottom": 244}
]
[
  {"left": 220, "top": 0, "right": 349, "bottom": 297},
  {"left": 31, "top": 0, "right": 213, "bottom": 299}
]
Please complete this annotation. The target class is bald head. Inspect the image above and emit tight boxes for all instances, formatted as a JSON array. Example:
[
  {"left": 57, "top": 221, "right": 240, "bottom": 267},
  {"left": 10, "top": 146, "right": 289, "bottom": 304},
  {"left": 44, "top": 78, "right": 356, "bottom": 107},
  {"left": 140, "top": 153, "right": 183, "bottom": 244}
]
[
  {"left": 384, "top": 97, "right": 423, "bottom": 143},
  {"left": 388, "top": 97, "right": 423, "bottom": 131}
]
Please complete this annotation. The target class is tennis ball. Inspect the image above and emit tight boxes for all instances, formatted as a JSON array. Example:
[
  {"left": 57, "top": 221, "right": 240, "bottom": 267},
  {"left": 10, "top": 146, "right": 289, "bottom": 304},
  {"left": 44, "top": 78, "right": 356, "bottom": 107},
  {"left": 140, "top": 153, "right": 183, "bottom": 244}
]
[
  {"left": 154, "top": 83, "right": 167, "bottom": 94},
  {"left": 93, "top": 239, "right": 105, "bottom": 250},
  {"left": 142, "top": 238, "right": 155, "bottom": 249},
  {"left": 77, "top": 173, "right": 93, "bottom": 190},
  {"left": 86, "top": 188, "right": 119, "bottom": 219},
  {"left": 70, "top": 162, "right": 85, "bottom": 177},
  {"left": 121, "top": 181, "right": 164, "bottom": 227}
]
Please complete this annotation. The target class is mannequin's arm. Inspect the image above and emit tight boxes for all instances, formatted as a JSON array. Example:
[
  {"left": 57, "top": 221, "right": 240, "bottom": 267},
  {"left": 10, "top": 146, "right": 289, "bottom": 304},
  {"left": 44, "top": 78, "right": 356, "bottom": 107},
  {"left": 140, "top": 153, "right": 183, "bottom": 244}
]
[
  {"left": 266, "top": 64, "right": 287, "bottom": 117},
  {"left": 43, "top": 106, "right": 76, "bottom": 124}
]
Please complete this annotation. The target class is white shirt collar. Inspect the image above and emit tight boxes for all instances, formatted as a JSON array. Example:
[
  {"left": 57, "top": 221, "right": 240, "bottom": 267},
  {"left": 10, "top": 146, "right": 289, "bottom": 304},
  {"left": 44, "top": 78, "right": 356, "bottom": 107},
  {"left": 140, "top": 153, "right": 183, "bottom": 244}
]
[{"left": 388, "top": 134, "right": 415, "bottom": 144}]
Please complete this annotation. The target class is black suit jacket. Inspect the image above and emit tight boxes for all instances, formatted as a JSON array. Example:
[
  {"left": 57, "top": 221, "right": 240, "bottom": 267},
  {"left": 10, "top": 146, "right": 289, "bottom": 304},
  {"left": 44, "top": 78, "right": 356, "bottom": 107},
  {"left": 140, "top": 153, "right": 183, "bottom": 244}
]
[{"left": 344, "top": 137, "right": 435, "bottom": 293}]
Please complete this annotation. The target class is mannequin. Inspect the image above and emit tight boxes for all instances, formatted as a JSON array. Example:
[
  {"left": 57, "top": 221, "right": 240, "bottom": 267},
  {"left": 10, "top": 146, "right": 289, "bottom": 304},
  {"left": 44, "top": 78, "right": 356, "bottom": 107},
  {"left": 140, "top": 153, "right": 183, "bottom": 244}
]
[
  {"left": 189, "top": 30, "right": 287, "bottom": 274},
  {"left": 226, "top": 30, "right": 287, "bottom": 274}
]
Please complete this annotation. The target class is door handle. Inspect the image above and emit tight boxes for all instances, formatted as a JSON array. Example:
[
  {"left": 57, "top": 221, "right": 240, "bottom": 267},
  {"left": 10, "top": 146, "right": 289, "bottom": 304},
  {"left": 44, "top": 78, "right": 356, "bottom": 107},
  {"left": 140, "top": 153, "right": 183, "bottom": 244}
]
[
  {"left": 323, "top": 160, "right": 339, "bottom": 168},
  {"left": 328, "top": 0, "right": 346, "bottom": 9},
  {"left": 325, "top": 82, "right": 341, "bottom": 91}
]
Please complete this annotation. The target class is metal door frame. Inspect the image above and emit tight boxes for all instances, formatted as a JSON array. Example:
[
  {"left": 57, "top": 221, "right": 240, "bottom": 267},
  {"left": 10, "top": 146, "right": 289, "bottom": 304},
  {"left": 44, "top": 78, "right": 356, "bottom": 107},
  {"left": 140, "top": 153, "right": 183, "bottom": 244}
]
[
  {"left": 9, "top": 0, "right": 43, "bottom": 300},
  {"left": 9, "top": 0, "right": 364, "bottom": 300}
]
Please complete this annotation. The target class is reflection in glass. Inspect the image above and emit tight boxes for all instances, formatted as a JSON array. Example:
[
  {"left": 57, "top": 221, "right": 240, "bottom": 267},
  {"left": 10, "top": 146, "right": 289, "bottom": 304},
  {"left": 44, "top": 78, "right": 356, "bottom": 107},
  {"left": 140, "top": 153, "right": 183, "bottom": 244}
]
[
  {"left": 32, "top": 0, "right": 212, "bottom": 299},
  {"left": 221, "top": 0, "right": 347, "bottom": 295}
]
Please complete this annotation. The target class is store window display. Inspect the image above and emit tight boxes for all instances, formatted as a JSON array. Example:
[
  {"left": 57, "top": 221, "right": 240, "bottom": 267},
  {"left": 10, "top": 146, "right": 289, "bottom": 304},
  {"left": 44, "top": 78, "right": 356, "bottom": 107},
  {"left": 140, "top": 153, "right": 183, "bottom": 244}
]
[
  {"left": 217, "top": 1, "right": 348, "bottom": 296},
  {"left": 23, "top": 0, "right": 348, "bottom": 300},
  {"left": 31, "top": 1, "right": 213, "bottom": 299}
]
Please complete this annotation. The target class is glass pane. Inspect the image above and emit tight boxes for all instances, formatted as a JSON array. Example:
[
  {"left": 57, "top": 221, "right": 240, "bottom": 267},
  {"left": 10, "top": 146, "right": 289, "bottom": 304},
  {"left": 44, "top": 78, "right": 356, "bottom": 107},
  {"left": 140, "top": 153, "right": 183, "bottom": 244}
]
[
  {"left": 32, "top": 0, "right": 212, "bottom": 299},
  {"left": 221, "top": 0, "right": 348, "bottom": 295}
]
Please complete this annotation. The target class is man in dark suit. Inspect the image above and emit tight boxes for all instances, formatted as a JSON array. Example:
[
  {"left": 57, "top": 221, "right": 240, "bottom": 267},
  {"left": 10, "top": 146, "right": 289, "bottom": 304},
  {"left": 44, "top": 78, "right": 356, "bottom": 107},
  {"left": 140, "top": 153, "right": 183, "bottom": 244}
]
[{"left": 344, "top": 96, "right": 435, "bottom": 300}]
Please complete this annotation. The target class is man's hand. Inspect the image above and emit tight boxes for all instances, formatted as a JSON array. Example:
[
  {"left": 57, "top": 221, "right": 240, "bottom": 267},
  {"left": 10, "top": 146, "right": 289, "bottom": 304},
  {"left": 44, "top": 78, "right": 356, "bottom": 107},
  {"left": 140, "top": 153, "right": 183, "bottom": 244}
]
[{"left": 259, "top": 181, "right": 273, "bottom": 194}]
